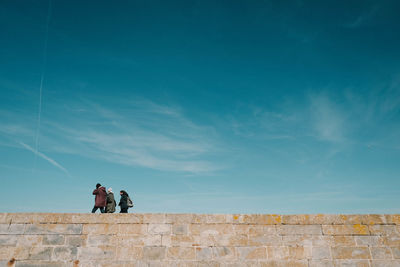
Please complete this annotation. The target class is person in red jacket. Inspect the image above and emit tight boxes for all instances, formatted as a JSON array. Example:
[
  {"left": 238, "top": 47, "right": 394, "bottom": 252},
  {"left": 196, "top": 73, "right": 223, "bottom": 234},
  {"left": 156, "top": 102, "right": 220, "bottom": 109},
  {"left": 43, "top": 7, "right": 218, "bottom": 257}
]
[{"left": 92, "top": 183, "right": 107, "bottom": 213}]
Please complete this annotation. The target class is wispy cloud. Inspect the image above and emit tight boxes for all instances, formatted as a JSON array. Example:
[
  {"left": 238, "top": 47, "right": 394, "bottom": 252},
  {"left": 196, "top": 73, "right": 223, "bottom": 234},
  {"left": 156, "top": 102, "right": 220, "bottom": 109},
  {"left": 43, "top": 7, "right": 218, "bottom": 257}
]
[
  {"left": 34, "top": 98, "right": 223, "bottom": 174},
  {"left": 344, "top": 5, "right": 378, "bottom": 29},
  {"left": 309, "top": 93, "right": 346, "bottom": 143},
  {"left": 19, "top": 142, "right": 69, "bottom": 175}
]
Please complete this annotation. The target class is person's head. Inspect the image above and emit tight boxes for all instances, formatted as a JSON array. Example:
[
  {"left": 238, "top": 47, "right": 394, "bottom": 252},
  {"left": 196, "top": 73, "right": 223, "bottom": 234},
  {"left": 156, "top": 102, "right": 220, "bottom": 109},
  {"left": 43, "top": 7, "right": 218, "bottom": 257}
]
[
  {"left": 107, "top": 188, "right": 113, "bottom": 193},
  {"left": 120, "top": 190, "right": 128, "bottom": 196},
  {"left": 96, "top": 183, "right": 101, "bottom": 189}
]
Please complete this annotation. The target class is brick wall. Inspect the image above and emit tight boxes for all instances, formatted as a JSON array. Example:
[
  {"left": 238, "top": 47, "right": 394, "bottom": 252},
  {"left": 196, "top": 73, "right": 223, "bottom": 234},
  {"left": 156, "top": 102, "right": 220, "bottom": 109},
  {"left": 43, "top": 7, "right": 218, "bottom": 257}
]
[{"left": 1, "top": 213, "right": 400, "bottom": 266}]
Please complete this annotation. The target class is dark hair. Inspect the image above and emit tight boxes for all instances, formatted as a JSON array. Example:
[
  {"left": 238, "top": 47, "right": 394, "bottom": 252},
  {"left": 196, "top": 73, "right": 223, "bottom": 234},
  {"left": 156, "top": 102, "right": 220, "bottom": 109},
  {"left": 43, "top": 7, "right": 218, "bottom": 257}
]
[
  {"left": 96, "top": 183, "right": 101, "bottom": 188},
  {"left": 120, "top": 190, "right": 129, "bottom": 196}
]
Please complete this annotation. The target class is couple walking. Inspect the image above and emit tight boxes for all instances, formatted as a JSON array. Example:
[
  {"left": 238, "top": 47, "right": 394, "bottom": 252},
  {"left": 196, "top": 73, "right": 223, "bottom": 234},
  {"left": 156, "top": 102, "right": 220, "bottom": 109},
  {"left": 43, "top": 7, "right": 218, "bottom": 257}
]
[{"left": 92, "top": 183, "right": 133, "bottom": 213}]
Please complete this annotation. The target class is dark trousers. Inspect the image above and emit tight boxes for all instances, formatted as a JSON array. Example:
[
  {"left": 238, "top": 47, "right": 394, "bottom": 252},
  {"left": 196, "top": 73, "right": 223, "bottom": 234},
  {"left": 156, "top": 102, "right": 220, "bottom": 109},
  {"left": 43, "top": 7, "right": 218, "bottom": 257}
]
[
  {"left": 92, "top": 206, "right": 105, "bottom": 213},
  {"left": 120, "top": 207, "right": 128, "bottom": 213}
]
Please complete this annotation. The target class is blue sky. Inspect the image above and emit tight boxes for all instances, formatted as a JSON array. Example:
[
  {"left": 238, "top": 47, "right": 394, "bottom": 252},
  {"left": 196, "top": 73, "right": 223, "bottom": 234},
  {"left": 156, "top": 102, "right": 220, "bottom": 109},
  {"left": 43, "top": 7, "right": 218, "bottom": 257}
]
[{"left": 1, "top": 0, "right": 400, "bottom": 213}]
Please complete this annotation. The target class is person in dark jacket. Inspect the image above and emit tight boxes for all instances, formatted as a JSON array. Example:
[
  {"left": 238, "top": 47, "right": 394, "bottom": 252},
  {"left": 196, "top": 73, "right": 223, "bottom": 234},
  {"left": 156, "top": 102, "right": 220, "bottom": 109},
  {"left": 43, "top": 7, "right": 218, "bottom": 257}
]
[
  {"left": 105, "top": 188, "right": 116, "bottom": 213},
  {"left": 92, "top": 183, "right": 107, "bottom": 213},
  {"left": 119, "top": 190, "right": 129, "bottom": 213}
]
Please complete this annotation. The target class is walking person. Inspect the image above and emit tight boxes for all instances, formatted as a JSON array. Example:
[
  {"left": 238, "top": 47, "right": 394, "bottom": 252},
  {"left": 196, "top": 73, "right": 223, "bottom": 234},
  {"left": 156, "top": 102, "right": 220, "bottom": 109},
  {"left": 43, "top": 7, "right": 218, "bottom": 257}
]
[
  {"left": 105, "top": 188, "right": 116, "bottom": 213},
  {"left": 118, "top": 190, "right": 131, "bottom": 213},
  {"left": 92, "top": 183, "right": 107, "bottom": 213}
]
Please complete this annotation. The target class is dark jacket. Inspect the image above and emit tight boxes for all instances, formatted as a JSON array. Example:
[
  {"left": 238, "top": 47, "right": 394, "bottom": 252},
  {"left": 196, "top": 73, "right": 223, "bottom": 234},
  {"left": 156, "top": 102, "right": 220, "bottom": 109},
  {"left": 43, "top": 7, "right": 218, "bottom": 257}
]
[
  {"left": 106, "top": 192, "right": 116, "bottom": 213},
  {"left": 93, "top": 186, "right": 107, "bottom": 207},
  {"left": 119, "top": 194, "right": 128, "bottom": 210}
]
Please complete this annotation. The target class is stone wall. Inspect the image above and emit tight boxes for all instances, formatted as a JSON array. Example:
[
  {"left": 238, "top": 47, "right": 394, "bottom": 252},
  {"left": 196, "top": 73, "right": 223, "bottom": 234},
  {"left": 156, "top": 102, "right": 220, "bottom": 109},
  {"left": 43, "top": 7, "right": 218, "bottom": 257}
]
[{"left": 1, "top": 213, "right": 400, "bottom": 266}]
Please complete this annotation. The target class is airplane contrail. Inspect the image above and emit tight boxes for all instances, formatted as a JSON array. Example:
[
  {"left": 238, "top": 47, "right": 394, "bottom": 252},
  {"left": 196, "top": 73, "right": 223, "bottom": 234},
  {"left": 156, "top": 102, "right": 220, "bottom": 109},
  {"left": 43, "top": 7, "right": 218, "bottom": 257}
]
[
  {"left": 20, "top": 142, "right": 69, "bottom": 175},
  {"left": 34, "top": 0, "right": 52, "bottom": 170}
]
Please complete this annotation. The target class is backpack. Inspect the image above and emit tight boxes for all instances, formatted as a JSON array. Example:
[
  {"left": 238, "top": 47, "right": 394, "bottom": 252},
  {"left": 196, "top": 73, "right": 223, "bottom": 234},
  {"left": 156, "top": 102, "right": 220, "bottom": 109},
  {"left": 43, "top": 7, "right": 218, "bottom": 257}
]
[{"left": 127, "top": 196, "right": 134, "bottom": 208}]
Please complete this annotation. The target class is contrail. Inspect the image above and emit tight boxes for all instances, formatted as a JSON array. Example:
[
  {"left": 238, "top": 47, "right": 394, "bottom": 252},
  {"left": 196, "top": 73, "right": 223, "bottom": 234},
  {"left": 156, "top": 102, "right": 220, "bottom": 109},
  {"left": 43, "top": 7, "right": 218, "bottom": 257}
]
[
  {"left": 20, "top": 142, "right": 69, "bottom": 175},
  {"left": 34, "top": 0, "right": 52, "bottom": 170}
]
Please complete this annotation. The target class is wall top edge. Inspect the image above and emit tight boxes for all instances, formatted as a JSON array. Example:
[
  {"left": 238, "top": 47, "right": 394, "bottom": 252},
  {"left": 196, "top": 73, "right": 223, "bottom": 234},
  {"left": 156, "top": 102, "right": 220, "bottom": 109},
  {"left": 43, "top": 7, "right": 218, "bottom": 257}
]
[{"left": 0, "top": 213, "right": 399, "bottom": 225}]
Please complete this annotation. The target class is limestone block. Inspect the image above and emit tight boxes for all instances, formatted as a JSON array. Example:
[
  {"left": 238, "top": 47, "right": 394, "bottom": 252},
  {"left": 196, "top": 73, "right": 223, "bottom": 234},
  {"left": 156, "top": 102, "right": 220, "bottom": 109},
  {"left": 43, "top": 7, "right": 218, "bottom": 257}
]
[
  {"left": 232, "top": 225, "right": 250, "bottom": 235},
  {"left": 78, "top": 246, "right": 115, "bottom": 260},
  {"left": 25, "top": 224, "right": 82, "bottom": 235},
  {"left": 13, "top": 261, "right": 70, "bottom": 267},
  {"left": 282, "top": 235, "right": 331, "bottom": 246},
  {"left": 312, "top": 247, "right": 331, "bottom": 260},
  {"left": 248, "top": 225, "right": 276, "bottom": 235},
  {"left": 148, "top": 224, "right": 171, "bottom": 235},
  {"left": 87, "top": 235, "right": 117, "bottom": 246},
  {"left": 143, "top": 214, "right": 165, "bottom": 224},
  {"left": 266, "top": 246, "right": 289, "bottom": 260},
  {"left": 165, "top": 214, "right": 193, "bottom": 224},
  {"left": 212, "top": 247, "right": 236, "bottom": 260},
  {"left": 329, "top": 215, "right": 363, "bottom": 225},
  {"left": 192, "top": 235, "right": 215, "bottom": 247},
  {"left": 192, "top": 214, "right": 208, "bottom": 224},
  {"left": 117, "top": 235, "right": 145, "bottom": 246},
  {"left": 370, "top": 260, "right": 400, "bottom": 267},
  {"left": 0, "top": 235, "right": 18, "bottom": 246},
  {"left": 386, "top": 215, "right": 400, "bottom": 225},
  {"left": 0, "top": 213, "right": 8, "bottom": 224},
  {"left": 247, "top": 234, "right": 282, "bottom": 246},
  {"left": 172, "top": 224, "right": 188, "bottom": 235},
  {"left": 52, "top": 246, "right": 78, "bottom": 261},
  {"left": 143, "top": 247, "right": 166, "bottom": 260},
  {"left": 384, "top": 235, "right": 400, "bottom": 246},
  {"left": 196, "top": 247, "right": 212, "bottom": 261},
  {"left": 282, "top": 215, "right": 313, "bottom": 225},
  {"left": 331, "top": 247, "right": 371, "bottom": 259},
  {"left": 190, "top": 224, "right": 233, "bottom": 235},
  {"left": 5, "top": 213, "right": 39, "bottom": 224},
  {"left": 309, "top": 260, "right": 334, "bottom": 267},
  {"left": 333, "top": 236, "right": 356, "bottom": 246},
  {"left": 115, "top": 214, "right": 144, "bottom": 224},
  {"left": 236, "top": 247, "right": 267, "bottom": 260},
  {"left": 277, "top": 225, "right": 322, "bottom": 235},
  {"left": 259, "top": 260, "right": 308, "bottom": 267},
  {"left": 118, "top": 224, "right": 146, "bottom": 235},
  {"left": 334, "top": 260, "right": 370, "bottom": 267},
  {"left": 355, "top": 236, "right": 384, "bottom": 246},
  {"left": 288, "top": 246, "right": 312, "bottom": 259},
  {"left": 0, "top": 247, "right": 30, "bottom": 260},
  {"left": 370, "top": 247, "right": 393, "bottom": 259},
  {"left": 196, "top": 261, "right": 221, "bottom": 267},
  {"left": 170, "top": 235, "right": 196, "bottom": 247},
  {"left": 392, "top": 247, "right": 400, "bottom": 259},
  {"left": 142, "top": 235, "right": 162, "bottom": 246},
  {"left": 369, "top": 225, "right": 397, "bottom": 236},
  {"left": 82, "top": 224, "right": 117, "bottom": 235},
  {"left": 214, "top": 234, "right": 248, "bottom": 247},
  {"left": 43, "top": 235, "right": 65, "bottom": 245},
  {"left": 206, "top": 215, "right": 227, "bottom": 224},
  {"left": 28, "top": 247, "right": 53, "bottom": 260},
  {"left": 66, "top": 235, "right": 86, "bottom": 247},
  {"left": 167, "top": 247, "right": 195, "bottom": 260},
  {"left": 238, "top": 214, "right": 282, "bottom": 225},
  {"left": 116, "top": 246, "right": 143, "bottom": 260},
  {"left": 322, "top": 225, "right": 369, "bottom": 235},
  {"left": 362, "top": 214, "right": 387, "bottom": 225},
  {"left": 0, "top": 224, "right": 25, "bottom": 234},
  {"left": 162, "top": 235, "right": 172, "bottom": 247}
]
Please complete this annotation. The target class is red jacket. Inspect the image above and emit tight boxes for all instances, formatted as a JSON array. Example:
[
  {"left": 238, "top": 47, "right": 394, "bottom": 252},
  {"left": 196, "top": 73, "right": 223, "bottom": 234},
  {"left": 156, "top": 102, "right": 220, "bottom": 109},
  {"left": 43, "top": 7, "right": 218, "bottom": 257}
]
[{"left": 93, "top": 186, "right": 107, "bottom": 207}]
